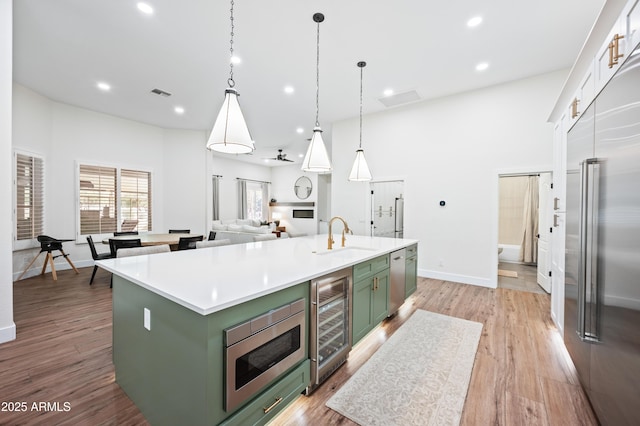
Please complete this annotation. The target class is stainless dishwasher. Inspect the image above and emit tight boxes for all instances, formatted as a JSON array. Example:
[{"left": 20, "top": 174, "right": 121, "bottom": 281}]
[
  {"left": 306, "top": 267, "right": 352, "bottom": 394},
  {"left": 389, "top": 248, "right": 406, "bottom": 315}
]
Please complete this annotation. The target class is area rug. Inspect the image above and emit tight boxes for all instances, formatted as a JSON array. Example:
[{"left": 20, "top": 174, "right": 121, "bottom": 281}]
[{"left": 326, "top": 310, "right": 482, "bottom": 426}]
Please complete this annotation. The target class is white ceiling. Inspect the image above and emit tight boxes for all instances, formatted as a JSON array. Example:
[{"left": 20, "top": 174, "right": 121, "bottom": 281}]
[{"left": 13, "top": 0, "right": 605, "bottom": 166}]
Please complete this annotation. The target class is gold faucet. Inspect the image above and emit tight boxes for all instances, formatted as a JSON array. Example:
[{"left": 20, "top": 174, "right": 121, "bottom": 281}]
[{"left": 328, "top": 216, "right": 352, "bottom": 249}]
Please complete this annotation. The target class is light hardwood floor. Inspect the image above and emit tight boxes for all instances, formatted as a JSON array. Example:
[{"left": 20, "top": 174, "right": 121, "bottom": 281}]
[{"left": 0, "top": 268, "right": 597, "bottom": 425}]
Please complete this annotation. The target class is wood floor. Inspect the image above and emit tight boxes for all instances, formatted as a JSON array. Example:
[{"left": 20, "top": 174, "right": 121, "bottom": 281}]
[{"left": 0, "top": 268, "right": 597, "bottom": 425}]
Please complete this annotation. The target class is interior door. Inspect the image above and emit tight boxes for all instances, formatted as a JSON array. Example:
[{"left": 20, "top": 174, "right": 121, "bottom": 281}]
[{"left": 537, "top": 172, "right": 552, "bottom": 293}]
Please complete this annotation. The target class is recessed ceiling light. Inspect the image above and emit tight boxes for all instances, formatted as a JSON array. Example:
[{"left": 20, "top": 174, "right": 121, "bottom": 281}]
[
  {"left": 230, "top": 55, "right": 241, "bottom": 65},
  {"left": 383, "top": 89, "right": 394, "bottom": 97},
  {"left": 284, "top": 86, "right": 295, "bottom": 94},
  {"left": 475, "top": 62, "right": 489, "bottom": 71},
  {"left": 137, "top": 2, "right": 154, "bottom": 15},
  {"left": 298, "top": 153, "right": 304, "bottom": 158},
  {"left": 97, "top": 82, "right": 111, "bottom": 91},
  {"left": 296, "top": 127, "right": 304, "bottom": 134},
  {"left": 467, "top": 16, "right": 483, "bottom": 27},
  {"left": 174, "top": 106, "right": 185, "bottom": 115}
]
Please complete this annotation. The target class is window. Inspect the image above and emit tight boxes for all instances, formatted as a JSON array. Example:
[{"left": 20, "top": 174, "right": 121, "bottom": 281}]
[
  {"left": 238, "top": 179, "right": 269, "bottom": 221},
  {"left": 78, "top": 164, "right": 152, "bottom": 236},
  {"left": 14, "top": 152, "right": 44, "bottom": 241}
]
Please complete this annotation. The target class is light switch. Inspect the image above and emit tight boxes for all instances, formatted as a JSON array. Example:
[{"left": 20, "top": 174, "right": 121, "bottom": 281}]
[{"left": 144, "top": 308, "right": 151, "bottom": 330}]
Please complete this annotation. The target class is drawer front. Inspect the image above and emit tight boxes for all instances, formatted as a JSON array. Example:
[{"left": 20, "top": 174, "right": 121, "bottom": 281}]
[
  {"left": 405, "top": 244, "right": 418, "bottom": 258},
  {"left": 220, "top": 359, "right": 310, "bottom": 426},
  {"left": 353, "top": 254, "right": 390, "bottom": 282}
]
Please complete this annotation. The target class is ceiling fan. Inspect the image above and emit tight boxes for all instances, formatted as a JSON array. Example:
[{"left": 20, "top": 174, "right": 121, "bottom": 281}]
[{"left": 266, "top": 149, "right": 294, "bottom": 162}]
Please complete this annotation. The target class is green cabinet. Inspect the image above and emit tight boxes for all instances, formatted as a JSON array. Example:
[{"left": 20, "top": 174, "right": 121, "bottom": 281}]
[
  {"left": 352, "top": 254, "right": 390, "bottom": 345},
  {"left": 405, "top": 244, "right": 418, "bottom": 298}
]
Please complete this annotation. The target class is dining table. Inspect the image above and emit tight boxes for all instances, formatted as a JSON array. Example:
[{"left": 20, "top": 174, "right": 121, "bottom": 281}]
[{"left": 102, "top": 233, "right": 202, "bottom": 251}]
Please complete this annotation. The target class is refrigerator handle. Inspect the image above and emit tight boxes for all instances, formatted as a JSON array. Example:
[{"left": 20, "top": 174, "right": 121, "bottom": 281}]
[{"left": 577, "top": 158, "right": 600, "bottom": 342}]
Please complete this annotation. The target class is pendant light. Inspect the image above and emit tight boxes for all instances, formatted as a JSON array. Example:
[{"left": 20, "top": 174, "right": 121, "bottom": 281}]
[
  {"left": 301, "top": 13, "right": 332, "bottom": 173},
  {"left": 206, "top": 0, "right": 254, "bottom": 154},
  {"left": 349, "top": 61, "right": 373, "bottom": 181}
]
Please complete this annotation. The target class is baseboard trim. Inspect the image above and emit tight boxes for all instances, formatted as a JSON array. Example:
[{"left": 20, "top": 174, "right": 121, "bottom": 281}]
[
  {"left": 13, "top": 259, "right": 93, "bottom": 282},
  {"left": 419, "top": 268, "right": 496, "bottom": 289},
  {"left": 0, "top": 323, "right": 16, "bottom": 344}
]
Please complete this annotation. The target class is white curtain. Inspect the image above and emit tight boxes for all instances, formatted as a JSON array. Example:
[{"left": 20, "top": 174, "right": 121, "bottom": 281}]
[
  {"left": 237, "top": 180, "right": 247, "bottom": 220},
  {"left": 212, "top": 176, "right": 220, "bottom": 221},
  {"left": 519, "top": 175, "right": 539, "bottom": 263},
  {"left": 261, "top": 182, "right": 269, "bottom": 221}
]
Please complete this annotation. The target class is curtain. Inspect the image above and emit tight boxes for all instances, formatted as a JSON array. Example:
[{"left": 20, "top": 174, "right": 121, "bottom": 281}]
[
  {"left": 519, "top": 175, "right": 539, "bottom": 263},
  {"left": 212, "top": 176, "right": 220, "bottom": 221},
  {"left": 261, "top": 182, "right": 269, "bottom": 221},
  {"left": 237, "top": 179, "right": 247, "bottom": 219}
]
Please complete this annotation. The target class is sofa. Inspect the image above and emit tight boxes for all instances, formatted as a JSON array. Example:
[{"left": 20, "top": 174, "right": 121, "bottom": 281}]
[{"left": 211, "top": 219, "right": 287, "bottom": 245}]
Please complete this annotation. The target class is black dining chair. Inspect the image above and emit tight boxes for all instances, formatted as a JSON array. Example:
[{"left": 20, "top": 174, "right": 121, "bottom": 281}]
[
  {"left": 114, "top": 231, "right": 139, "bottom": 236},
  {"left": 169, "top": 229, "right": 190, "bottom": 234},
  {"left": 87, "top": 236, "right": 115, "bottom": 285},
  {"left": 17, "top": 235, "right": 79, "bottom": 281},
  {"left": 177, "top": 235, "right": 203, "bottom": 250},
  {"left": 109, "top": 238, "right": 142, "bottom": 257},
  {"left": 208, "top": 231, "right": 216, "bottom": 241}
]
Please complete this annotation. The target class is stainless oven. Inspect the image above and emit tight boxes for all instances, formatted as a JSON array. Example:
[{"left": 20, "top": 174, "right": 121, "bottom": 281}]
[{"left": 224, "top": 299, "right": 306, "bottom": 412}]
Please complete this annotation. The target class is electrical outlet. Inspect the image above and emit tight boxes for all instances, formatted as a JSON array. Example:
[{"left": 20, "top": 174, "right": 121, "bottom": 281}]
[{"left": 144, "top": 308, "right": 151, "bottom": 331}]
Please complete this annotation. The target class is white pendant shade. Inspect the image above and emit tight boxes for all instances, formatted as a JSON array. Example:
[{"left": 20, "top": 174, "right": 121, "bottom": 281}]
[
  {"left": 301, "top": 127, "right": 332, "bottom": 172},
  {"left": 207, "top": 88, "right": 254, "bottom": 154},
  {"left": 348, "top": 149, "right": 372, "bottom": 181}
]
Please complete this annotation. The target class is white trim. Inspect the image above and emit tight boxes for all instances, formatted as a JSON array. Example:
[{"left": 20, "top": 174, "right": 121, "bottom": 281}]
[
  {"left": 419, "top": 268, "right": 496, "bottom": 289},
  {"left": 0, "top": 322, "right": 16, "bottom": 344}
]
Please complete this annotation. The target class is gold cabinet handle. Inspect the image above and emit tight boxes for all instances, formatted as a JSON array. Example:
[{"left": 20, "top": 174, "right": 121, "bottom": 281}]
[
  {"left": 609, "top": 33, "right": 625, "bottom": 68},
  {"left": 263, "top": 397, "right": 283, "bottom": 414},
  {"left": 553, "top": 214, "right": 559, "bottom": 228},
  {"left": 571, "top": 97, "right": 580, "bottom": 119},
  {"left": 553, "top": 197, "right": 560, "bottom": 210},
  {"left": 608, "top": 40, "right": 615, "bottom": 68}
]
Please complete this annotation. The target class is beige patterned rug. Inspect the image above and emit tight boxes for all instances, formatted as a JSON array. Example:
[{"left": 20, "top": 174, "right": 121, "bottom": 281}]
[{"left": 326, "top": 310, "right": 482, "bottom": 425}]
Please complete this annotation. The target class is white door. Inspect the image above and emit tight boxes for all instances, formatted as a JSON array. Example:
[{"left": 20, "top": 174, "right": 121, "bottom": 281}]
[{"left": 537, "top": 172, "right": 552, "bottom": 293}]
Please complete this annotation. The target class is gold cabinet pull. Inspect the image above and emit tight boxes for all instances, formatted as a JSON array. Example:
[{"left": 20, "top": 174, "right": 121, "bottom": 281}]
[
  {"left": 263, "top": 397, "right": 283, "bottom": 414},
  {"left": 571, "top": 97, "right": 580, "bottom": 119},
  {"left": 609, "top": 33, "right": 625, "bottom": 68},
  {"left": 553, "top": 214, "right": 559, "bottom": 228}
]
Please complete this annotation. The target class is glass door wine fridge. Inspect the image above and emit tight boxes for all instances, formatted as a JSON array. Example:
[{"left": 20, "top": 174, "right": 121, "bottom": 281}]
[{"left": 306, "top": 267, "right": 352, "bottom": 394}]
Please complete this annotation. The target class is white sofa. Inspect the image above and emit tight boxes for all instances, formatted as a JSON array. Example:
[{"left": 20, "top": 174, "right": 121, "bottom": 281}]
[{"left": 211, "top": 219, "right": 287, "bottom": 245}]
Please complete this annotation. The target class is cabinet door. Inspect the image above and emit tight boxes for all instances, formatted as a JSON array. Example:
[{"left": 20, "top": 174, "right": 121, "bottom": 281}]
[
  {"left": 405, "top": 255, "right": 417, "bottom": 298},
  {"left": 372, "top": 270, "right": 389, "bottom": 325},
  {"left": 623, "top": 0, "right": 640, "bottom": 56},
  {"left": 595, "top": 19, "right": 625, "bottom": 93},
  {"left": 352, "top": 277, "right": 374, "bottom": 345}
]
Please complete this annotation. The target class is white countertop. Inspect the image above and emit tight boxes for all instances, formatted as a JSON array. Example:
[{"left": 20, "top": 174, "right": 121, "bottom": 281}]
[{"left": 97, "top": 234, "right": 417, "bottom": 315}]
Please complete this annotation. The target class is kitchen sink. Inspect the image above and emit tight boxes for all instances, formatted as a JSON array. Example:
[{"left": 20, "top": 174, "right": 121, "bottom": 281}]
[{"left": 313, "top": 246, "right": 378, "bottom": 256}]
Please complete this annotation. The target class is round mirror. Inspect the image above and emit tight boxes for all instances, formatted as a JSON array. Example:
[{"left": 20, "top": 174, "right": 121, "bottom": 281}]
[{"left": 294, "top": 176, "right": 312, "bottom": 199}]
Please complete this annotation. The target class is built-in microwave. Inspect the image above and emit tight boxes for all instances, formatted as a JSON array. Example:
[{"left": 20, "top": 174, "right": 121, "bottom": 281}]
[{"left": 224, "top": 298, "right": 306, "bottom": 412}]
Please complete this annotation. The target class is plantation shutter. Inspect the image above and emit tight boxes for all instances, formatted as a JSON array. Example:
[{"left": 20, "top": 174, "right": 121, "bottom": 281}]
[
  {"left": 79, "top": 165, "right": 117, "bottom": 235},
  {"left": 15, "top": 153, "right": 44, "bottom": 240},
  {"left": 121, "top": 169, "right": 152, "bottom": 232}
]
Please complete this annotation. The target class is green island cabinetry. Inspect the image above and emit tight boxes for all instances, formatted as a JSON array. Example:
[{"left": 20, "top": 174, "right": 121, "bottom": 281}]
[
  {"left": 112, "top": 275, "right": 309, "bottom": 426},
  {"left": 351, "top": 254, "right": 391, "bottom": 345},
  {"left": 405, "top": 244, "right": 418, "bottom": 298}
]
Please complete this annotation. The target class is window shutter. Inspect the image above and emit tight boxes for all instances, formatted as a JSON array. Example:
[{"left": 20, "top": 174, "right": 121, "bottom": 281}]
[
  {"left": 79, "top": 165, "right": 117, "bottom": 235},
  {"left": 121, "top": 169, "right": 152, "bottom": 232},
  {"left": 15, "top": 153, "right": 44, "bottom": 240}
]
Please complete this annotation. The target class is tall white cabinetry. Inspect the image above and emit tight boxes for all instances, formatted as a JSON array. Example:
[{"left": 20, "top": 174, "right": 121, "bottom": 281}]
[{"left": 549, "top": 0, "right": 640, "bottom": 334}]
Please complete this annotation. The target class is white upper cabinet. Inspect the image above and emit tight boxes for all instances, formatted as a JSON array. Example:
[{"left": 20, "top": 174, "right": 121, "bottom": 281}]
[
  {"left": 623, "top": 0, "right": 640, "bottom": 56},
  {"left": 567, "top": 61, "right": 595, "bottom": 129},
  {"left": 595, "top": 17, "right": 626, "bottom": 92}
]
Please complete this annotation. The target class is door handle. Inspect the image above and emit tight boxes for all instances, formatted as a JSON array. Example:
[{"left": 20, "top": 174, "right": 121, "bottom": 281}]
[
  {"left": 553, "top": 197, "right": 560, "bottom": 210},
  {"left": 553, "top": 214, "right": 559, "bottom": 227}
]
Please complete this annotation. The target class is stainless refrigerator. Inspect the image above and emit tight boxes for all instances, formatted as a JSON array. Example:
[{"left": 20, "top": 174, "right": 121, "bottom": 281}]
[
  {"left": 565, "top": 44, "right": 640, "bottom": 425},
  {"left": 394, "top": 196, "right": 404, "bottom": 238}
]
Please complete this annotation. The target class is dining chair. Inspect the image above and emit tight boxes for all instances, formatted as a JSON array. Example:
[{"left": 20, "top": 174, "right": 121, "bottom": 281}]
[
  {"left": 86, "top": 235, "right": 115, "bottom": 285},
  {"left": 177, "top": 235, "right": 203, "bottom": 250},
  {"left": 114, "top": 231, "right": 139, "bottom": 236},
  {"left": 121, "top": 219, "right": 138, "bottom": 232},
  {"left": 253, "top": 234, "right": 277, "bottom": 242},
  {"left": 208, "top": 231, "right": 216, "bottom": 241},
  {"left": 169, "top": 229, "right": 190, "bottom": 234},
  {"left": 109, "top": 238, "right": 142, "bottom": 257},
  {"left": 196, "top": 239, "right": 231, "bottom": 249},
  {"left": 117, "top": 245, "right": 171, "bottom": 258}
]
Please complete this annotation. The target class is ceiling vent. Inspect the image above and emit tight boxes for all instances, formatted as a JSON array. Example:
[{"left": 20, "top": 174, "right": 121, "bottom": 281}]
[
  {"left": 377, "top": 90, "right": 420, "bottom": 108},
  {"left": 150, "top": 88, "right": 172, "bottom": 97}
]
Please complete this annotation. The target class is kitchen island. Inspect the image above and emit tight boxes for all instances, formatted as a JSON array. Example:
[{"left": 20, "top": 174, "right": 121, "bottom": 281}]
[{"left": 97, "top": 234, "right": 418, "bottom": 425}]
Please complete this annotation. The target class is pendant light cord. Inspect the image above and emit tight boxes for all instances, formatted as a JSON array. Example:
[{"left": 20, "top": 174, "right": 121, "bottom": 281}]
[
  {"left": 315, "top": 20, "right": 320, "bottom": 127},
  {"left": 228, "top": 0, "right": 235, "bottom": 87},
  {"left": 359, "top": 65, "right": 363, "bottom": 148}
]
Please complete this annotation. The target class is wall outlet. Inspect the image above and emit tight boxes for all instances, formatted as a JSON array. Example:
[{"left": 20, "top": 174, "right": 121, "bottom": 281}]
[{"left": 144, "top": 308, "right": 151, "bottom": 331}]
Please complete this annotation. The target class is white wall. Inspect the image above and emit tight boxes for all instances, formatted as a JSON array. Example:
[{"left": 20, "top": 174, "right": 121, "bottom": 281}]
[
  {"left": 271, "top": 165, "right": 319, "bottom": 235},
  {"left": 11, "top": 84, "right": 216, "bottom": 277},
  {"left": 1, "top": 0, "right": 15, "bottom": 344},
  {"left": 331, "top": 70, "right": 567, "bottom": 288}
]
